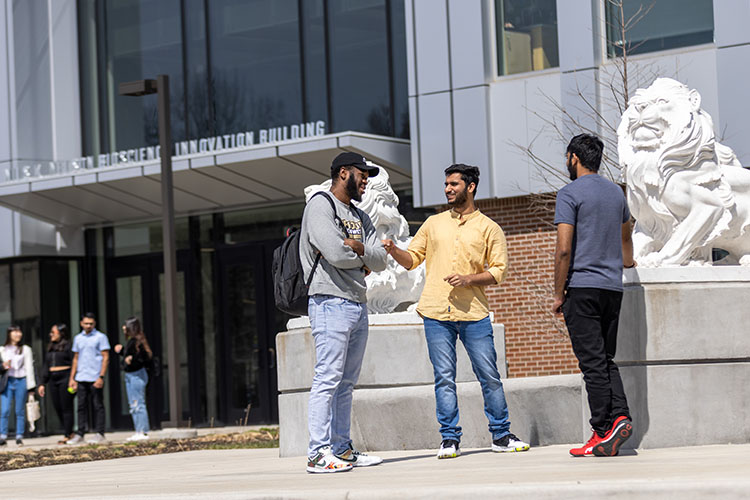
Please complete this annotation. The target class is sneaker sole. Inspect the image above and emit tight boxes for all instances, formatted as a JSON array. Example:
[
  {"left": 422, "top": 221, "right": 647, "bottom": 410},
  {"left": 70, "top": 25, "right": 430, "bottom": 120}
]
[
  {"left": 306, "top": 465, "right": 353, "bottom": 473},
  {"left": 593, "top": 420, "right": 633, "bottom": 457},
  {"left": 437, "top": 450, "right": 461, "bottom": 459},
  {"left": 491, "top": 444, "right": 530, "bottom": 453}
]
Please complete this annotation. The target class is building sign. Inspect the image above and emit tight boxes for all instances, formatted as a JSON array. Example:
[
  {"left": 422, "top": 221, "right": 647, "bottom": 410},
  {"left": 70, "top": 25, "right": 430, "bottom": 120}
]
[{"left": 2, "top": 120, "right": 326, "bottom": 183}]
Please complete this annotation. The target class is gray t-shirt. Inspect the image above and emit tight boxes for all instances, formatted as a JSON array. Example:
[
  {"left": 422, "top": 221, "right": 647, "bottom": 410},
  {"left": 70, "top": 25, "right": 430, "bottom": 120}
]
[
  {"left": 554, "top": 174, "right": 630, "bottom": 292},
  {"left": 299, "top": 192, "right": 387, "bottom": 304}
]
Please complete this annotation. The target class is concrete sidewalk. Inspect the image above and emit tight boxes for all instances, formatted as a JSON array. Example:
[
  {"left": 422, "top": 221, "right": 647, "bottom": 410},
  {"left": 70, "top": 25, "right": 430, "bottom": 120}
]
[
  {"left": 4, "top": 443, "right": 750, "bottom": 499},
  {"left": 3, "top": 425, "right": 266, "bottom": 452}
]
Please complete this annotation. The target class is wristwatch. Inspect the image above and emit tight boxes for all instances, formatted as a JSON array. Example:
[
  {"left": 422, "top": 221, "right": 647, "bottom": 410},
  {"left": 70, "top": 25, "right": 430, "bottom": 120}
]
[{"left": 98, "top": 375, "right": 104, "bottom": 380}]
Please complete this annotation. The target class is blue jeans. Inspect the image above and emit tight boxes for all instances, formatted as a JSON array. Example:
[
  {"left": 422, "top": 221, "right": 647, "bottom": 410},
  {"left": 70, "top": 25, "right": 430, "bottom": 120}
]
[
  {"left": 1, "top": 376, "right": 27, "bottom": 438},
  {"left": 124, "top": 368, "right": 150, "bottom": 433},
  {"left": 424, "top": 316, "right": 510, "bottom": 442},
  {"left": 307, "top": 295, "right": 368, "bottom": 457}
]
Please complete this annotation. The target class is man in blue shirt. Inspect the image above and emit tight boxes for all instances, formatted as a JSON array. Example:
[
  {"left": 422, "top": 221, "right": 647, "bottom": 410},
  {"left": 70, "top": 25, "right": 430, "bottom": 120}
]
[
  {"left": 553, "top": 134, "right": 636, "bottom": 457},
  {"left": 67, "top": 313, "right": 110, "bottom": 444}
]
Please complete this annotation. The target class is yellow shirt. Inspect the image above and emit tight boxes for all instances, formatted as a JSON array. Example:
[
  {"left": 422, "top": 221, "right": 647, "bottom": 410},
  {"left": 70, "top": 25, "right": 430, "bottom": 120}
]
[{"left": 407, "top": 209, "right": 508, "bottom": 322}]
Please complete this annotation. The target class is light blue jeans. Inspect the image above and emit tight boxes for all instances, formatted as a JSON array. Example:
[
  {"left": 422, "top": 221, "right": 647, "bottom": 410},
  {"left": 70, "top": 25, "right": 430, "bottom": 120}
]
[
  {"left": 307, "top": 295, "right": 368, "bottom": 457},
  {"left": 1, "top": 376, "right": 27, "bottom": 439},
  {"left": 424, "top": 316, "right": 510, "bottom": 442},
  {"left": 124, "top": 368, "right": 150, "bottom": 434}
]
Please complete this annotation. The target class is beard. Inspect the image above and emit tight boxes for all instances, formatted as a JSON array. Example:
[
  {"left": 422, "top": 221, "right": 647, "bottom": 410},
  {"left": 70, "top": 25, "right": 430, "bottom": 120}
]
[
  {"left": 346, "top": 174, "right": 362, "bottom": 202},
  {"left": 447, "top": 187, "right": 468, "bottom": 207},
  {"left": 567, "top": 158, "right": 577, "bottom": 181}
]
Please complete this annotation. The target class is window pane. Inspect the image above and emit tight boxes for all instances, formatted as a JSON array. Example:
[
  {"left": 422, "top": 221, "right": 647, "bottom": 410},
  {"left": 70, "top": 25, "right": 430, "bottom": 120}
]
[
  {"left": 327, "top": 0, "right": 392, "bottom": 135},
  {"left": 390, "top": 0, "right": 410, "bottom": 138},
  {"left": 208, "top": 0, "right": 303, "bottom": 136},
  {"left": 222, "top": 203, "right": 304, "bottom": 244},
  {"left": 495, "top": 0, "right": 559, "bottom": 76},
  {"left": 113, "top": 218, "right": 190, "bottom": 257},
  {"left": 607, "top": 0, "right": 714, "bottom": 57},
  {"left": 184, "top": 0, "right": 211, "bottom": 140},
  {"left": 104, "top": 0, "right": 185, "bottom": 151},
  {"left": 300, "top": 0, "right": 328, "bottom": 124}
]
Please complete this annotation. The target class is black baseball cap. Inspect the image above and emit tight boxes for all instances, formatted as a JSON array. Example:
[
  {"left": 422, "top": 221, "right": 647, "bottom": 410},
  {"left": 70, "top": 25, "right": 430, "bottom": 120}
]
[{"left": 330, "top": 152, "right": 379, "bottom": 177}]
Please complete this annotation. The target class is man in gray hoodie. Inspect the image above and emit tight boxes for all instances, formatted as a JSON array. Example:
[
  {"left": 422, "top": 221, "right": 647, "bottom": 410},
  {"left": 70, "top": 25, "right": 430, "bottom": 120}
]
[{"left": 300, "top": 152, "right": 388, "bottom": 473}]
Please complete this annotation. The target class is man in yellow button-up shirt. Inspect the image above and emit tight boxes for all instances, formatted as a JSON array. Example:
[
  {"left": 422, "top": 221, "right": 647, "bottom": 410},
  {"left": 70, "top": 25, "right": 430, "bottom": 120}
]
[{"left": 383, "top": 164, "right": 529, "bottom": 459}]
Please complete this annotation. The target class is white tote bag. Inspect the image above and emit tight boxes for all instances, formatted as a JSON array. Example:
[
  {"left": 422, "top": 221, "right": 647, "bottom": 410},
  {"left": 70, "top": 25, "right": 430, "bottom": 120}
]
[{"left": 26, "top": 394, "right": 41, "bottom": 432}]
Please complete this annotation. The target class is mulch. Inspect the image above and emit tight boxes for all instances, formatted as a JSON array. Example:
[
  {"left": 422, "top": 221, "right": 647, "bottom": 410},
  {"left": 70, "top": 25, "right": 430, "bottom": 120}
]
[{"left": 0, "top": 428, "right": 279, "bottom": 472}]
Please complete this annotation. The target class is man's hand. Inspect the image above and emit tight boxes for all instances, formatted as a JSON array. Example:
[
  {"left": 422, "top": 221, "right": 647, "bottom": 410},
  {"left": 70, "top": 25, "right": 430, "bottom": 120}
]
[
  {"left": 38, "top": 385, "right": 46, "bottom": 398},
  {"left": 343, "top": 238, "right": 365, "bottom": 256},
  {"left": 68, "top": 380, "right": 78, "bottom": 391},
  {"left": 444, "top": 274, "right": 472, "bottom": 287},
  {"left": 552, "top": 294, "right": 565, "bottom": 315},
  {"left": 382, "top": 239, "right": 395, "bottom": 254},
  {"left": 93, "top": 377, "right": 104, "bottom": 389}
]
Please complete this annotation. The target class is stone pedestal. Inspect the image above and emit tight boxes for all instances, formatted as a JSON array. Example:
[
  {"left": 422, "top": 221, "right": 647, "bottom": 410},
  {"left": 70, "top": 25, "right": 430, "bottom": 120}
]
[
  {"left": 614, "top": 267, "right": 750, "bottom": 449},
  {"left": 277, "top": 312, "right": 582, "bottom": 456}
]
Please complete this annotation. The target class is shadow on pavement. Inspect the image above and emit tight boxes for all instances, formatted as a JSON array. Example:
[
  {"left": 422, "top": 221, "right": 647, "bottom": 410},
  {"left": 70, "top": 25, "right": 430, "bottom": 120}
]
[{"left": 383, "top": 449, "right": 494, "bottom": 463}]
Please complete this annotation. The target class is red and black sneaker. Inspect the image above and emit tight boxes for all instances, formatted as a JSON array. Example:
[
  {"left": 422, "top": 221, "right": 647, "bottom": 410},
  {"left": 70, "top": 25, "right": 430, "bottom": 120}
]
[
  {"left": 569, "top": 431, "right": 604, "bottom": 457},
  {"left": 593, "top": 416, "right": 633, "bottom": 457}
]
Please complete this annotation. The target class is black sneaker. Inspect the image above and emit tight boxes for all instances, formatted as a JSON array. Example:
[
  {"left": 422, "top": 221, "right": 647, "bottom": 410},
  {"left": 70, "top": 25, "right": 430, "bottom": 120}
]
[
  {"left": 15, "top": 438, "right": 23, "bottom": 446},
  {"left": 491, "top": 433, "right": 530, "bottom": 452},
  {"left": 0, "top": 438, "right": 6, "bottom": 446},
  {"left": 437, "top": 439, "right": 460, "bottom": 459}
]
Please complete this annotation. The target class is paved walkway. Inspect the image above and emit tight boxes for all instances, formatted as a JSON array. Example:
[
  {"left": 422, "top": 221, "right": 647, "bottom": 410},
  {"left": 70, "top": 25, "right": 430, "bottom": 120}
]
[
  {"left": 1, "top": 426, "right": 263, "bottom": 451},
  {"left": 3, "top": 443, "right": 750, "bottom": 499}
]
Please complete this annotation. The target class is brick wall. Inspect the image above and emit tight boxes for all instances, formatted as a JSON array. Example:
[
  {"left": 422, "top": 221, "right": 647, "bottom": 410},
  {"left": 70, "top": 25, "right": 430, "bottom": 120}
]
[{"left": 477, "top": 195, "right": 580, "bottom": 378}]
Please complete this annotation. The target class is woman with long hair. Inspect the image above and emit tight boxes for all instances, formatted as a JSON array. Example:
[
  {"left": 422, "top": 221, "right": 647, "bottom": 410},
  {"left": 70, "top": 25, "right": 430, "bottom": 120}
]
[
  {"left": 0, "top": 325, "right": 36, "bottom": 446},
  {"left": 114, "top": 316, "right": 152, "bottom": 441},
  {"left": 37, "top": 324, "right": 75, "bottom": 444}
]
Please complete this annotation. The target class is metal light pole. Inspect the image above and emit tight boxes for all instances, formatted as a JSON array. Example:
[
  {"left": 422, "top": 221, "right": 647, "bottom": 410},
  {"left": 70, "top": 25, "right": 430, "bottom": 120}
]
[{"left": 119, "top": 75, "right": 184, "bottom": 428}]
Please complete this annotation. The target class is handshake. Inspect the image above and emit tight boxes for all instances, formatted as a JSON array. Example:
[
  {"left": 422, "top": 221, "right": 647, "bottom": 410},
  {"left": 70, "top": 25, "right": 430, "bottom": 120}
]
[
  {"left": 381, "top": 239, "right": 397, "bottom": 255},
  {"left": 381, "top": 239, "right": 469, "bottom": 287}
]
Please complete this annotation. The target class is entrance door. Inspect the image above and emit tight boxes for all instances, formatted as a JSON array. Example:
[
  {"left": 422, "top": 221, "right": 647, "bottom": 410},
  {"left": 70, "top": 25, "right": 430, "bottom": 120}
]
[
  {"left": 217, "top": 243, "right": 284, "bottom": 425},
  {"left": 108, "top": 254, "right": 189, "bottom": 429}
]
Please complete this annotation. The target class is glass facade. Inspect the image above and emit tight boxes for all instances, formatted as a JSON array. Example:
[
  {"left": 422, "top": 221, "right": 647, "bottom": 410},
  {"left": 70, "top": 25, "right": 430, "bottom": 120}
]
[
  {"left": 607, "top": 0, "right": 714, "bottom": 57},
  {"left": 78, "top": 0, "right": 409, "bottom": 159},
  {"left": 495, "top": 0, "right": 559, "bottom": 76}
]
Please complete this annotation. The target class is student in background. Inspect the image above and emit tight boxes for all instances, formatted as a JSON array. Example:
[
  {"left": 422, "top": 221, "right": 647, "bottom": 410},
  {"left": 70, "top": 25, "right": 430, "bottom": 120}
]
[
  {"left": 114, "top": 316, "right": 152, "bottom": 441},
  {"left": 0, "top": 325, "right": 37, "bottom": 446},
  {"left": 38, "top": 324, "right": 75, "bottom": 444}
]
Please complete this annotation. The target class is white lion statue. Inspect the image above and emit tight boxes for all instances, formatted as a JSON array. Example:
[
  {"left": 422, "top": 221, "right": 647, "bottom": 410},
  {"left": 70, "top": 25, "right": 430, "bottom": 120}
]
[
  {"left": 304, "top": 164, "right": 425, "bottom": 312},
  {"left": 617, "top": 77, "right": 750, "bottom": 267}
]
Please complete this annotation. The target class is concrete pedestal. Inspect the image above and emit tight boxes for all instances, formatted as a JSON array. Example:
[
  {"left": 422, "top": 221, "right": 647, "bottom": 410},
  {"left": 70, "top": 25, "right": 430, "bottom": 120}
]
[
  {"left": 614, "top": 267, "right": 750, "bottom": 449},
  {"left": 277, "top": 312, "right": 582, "bottom": 457}
]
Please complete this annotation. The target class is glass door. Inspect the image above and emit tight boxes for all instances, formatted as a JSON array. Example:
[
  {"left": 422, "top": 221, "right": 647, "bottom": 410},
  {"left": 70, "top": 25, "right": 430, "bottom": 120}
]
[
  {"left": 108, "top": 254, "right": 189, "bottom": 429},
  {"left": 217, "top": 245, "right": 278, "bottom": 424}
]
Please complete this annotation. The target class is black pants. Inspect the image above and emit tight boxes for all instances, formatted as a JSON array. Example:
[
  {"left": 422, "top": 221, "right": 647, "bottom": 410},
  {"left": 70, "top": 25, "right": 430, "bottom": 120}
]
[
  {"left": 76, "top": 381, "right": 105, "bottom": 436},
  {"left": 48, "top": 370, "right": 74, "bottom": 436},
  {"left": 563, "top": 287, "right": 630, "bottom": 436}
]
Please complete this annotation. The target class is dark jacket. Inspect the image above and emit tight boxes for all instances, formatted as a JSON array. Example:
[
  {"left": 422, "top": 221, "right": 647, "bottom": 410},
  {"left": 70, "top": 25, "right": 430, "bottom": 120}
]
[
  {"left": 41, "top": 341, "right": 74, "bottom": 384},
  {"left": 118, "top": 339, "right": 152, "bottom": 373}
]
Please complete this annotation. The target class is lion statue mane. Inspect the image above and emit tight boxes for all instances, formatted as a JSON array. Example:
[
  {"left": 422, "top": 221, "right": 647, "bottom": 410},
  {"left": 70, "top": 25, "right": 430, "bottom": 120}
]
[
  {"left": 304, "top": 164, "right": 425, "bottom": 313},
  {"left": 617, "top": 77, "right": 750, "bottom": 267}
]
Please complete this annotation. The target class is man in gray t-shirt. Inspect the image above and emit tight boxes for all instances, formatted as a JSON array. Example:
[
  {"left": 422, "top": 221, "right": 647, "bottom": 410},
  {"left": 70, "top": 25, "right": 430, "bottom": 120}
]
[
  {"left": 553, "top": 134, "right": 636, "bottom": 458},
  {"left": 299, "top": 152, "right": 387, "bottom": 473}
]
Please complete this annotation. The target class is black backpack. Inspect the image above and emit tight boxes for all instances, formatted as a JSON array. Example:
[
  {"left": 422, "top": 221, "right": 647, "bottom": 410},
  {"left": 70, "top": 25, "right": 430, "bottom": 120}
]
[{"left": 273, "top": 192, "right": 345, "bottom": 316}]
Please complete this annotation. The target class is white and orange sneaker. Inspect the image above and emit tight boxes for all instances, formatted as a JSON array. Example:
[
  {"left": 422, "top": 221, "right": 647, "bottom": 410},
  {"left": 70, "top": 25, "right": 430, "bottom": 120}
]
[{"left": 306, "top": 446, "right": 354, "bottom": 473}]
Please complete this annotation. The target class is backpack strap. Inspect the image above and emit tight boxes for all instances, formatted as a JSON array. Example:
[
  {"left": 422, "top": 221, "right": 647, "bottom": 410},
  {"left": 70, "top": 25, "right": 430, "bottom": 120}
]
[{"left": 304, "top": 191, "right": 346, "bottom": 288}]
